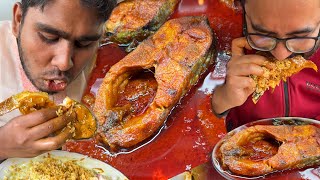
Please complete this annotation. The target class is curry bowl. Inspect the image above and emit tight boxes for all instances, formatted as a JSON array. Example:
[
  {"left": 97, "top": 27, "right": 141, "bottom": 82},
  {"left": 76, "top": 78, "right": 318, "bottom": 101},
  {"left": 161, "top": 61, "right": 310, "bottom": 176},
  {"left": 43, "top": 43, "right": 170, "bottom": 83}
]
[{"left": 212, "top": 117, "right": 320, "bottom": 180}]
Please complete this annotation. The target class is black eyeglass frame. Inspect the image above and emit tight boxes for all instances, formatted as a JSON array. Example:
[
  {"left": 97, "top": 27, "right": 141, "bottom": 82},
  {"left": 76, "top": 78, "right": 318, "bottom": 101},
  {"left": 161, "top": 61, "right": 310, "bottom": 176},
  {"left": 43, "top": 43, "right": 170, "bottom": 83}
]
[{"left": 241, "top": 2, "right": 320, "bottom": 53}]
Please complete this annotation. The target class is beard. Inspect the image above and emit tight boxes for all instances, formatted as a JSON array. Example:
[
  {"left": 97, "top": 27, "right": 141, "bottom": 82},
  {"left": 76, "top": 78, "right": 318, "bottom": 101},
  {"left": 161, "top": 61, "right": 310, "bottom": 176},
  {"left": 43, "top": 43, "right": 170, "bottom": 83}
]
[{"left": 17, "top": 35, "right": 72, "bottom": 95}]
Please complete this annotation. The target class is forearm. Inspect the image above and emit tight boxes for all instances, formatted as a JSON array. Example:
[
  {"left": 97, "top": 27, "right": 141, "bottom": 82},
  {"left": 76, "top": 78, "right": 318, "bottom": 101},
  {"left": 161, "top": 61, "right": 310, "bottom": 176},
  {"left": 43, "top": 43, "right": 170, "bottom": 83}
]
[
  {"left": 0, "top": 127, "right": 8, "bottom": 161},
  {"left": 211, "top": 85, "right": 234, "bottom": 115},
  {"left": 0, "top": 156, "right": 6, "bottom": 162}
]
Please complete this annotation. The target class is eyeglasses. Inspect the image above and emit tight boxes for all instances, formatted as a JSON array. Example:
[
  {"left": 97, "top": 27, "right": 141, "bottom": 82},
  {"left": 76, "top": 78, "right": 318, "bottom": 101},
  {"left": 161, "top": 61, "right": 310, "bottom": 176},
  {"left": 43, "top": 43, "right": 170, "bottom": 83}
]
[
  {"left": 241, "top": 3, "right": 320, "bottom": 53},
  {"left": 243, "top": 28, "right": 320, "bottom": 53}
]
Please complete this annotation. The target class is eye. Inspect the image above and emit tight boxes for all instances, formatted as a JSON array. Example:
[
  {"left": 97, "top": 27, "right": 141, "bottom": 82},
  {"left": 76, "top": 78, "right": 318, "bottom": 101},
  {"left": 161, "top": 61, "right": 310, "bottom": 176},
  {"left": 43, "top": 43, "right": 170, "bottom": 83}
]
[
  {"left": 75, "top": 40, "right": 94, "bottom": 48},
  {"left": 38, "top": 32, "right": 59, "bottom": 43}
]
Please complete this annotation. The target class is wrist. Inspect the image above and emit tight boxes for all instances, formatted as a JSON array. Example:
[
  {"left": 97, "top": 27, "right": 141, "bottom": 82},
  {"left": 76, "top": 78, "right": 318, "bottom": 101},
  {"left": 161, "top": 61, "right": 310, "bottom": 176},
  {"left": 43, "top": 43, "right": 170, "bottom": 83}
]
[
  {"left": 0, "top": 157, "right": 6, "bottom": 162},
  {"left": 211, "top": 85, "right": 232, "bottom": 114},
  {"left": 0, "top": 128, "right": 8, "bottom": 160}
]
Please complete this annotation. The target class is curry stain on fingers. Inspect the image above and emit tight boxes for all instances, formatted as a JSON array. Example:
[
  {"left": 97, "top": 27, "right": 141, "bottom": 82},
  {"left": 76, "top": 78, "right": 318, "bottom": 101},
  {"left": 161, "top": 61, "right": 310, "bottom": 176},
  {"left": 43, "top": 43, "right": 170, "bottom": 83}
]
[
  {"left": 35, "top": 126, "right": 73, "bottom": 151},
  {"left": 54, "top": 110, "right": 77, "bottom": 138},
  {"left": 29, "top": 111, "right": 75, "bottom": 139},
  {"left": 0, "top": 91, "right": 97, "bottom": 140},
  {"left": 16, "top": 107, "right": 60, "bottom": 128}
]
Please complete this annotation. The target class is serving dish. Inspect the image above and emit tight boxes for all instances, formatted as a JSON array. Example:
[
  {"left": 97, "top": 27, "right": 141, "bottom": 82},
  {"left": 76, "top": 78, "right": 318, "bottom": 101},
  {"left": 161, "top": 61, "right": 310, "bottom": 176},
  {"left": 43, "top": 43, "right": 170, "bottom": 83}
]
[
  {"left": 64, "top": 0, "right": 244, "bottom": 178},
  {"left": 0, "top": 150, "right": 128, "bottom": 180},
  {"left": 212, "top": 117, "right": 320, "bottom": 180}
]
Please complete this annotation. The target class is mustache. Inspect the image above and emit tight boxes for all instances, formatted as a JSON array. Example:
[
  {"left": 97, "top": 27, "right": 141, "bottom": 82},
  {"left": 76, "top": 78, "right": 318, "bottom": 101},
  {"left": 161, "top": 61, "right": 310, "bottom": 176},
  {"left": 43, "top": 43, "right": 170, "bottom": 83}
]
[
  {"left": 42, "top": 69, "right": 72, "bottom": 79},
  {"left": 288, "top": 53, "right": 302, "bottom": 58},
  {"left": 265, "top": 52, "right": 302, "bottom": 59}
]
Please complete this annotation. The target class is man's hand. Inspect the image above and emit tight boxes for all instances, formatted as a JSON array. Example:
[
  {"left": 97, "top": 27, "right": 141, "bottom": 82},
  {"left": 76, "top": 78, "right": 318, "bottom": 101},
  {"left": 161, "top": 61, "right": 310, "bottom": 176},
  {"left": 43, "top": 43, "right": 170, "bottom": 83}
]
[
  {"left": 211, "top": 37, "right": 269, "bottom": 114},
  {"left": 0, "top": 107, "right": 74, "bottom": 160}
]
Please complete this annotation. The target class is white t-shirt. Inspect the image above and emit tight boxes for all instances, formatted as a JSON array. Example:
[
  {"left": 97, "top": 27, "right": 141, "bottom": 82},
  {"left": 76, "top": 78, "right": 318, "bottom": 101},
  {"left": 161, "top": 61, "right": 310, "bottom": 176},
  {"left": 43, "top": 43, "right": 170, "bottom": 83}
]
[{"left": 0, "top": 21, "right": 92, "bottom": 127}]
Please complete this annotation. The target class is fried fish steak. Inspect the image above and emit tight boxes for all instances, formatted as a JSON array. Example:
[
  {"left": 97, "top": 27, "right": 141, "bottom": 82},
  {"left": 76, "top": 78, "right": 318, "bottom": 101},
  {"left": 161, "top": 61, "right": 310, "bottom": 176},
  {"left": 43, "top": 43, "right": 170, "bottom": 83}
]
[
  {"left": 94, "top": 16, "right": 215, "bottom": 150},
  {"left": 105, "top": 0, "right": 179, "bottom": 44},
  {"left": 0, "top": 91, "right": 97, "bottom": 140},
  {"left": 251, "top": 55, "right": 318, "bottom": 104},
  {"left": 219, "top": 125, "right": 320, "bottom": 177}
]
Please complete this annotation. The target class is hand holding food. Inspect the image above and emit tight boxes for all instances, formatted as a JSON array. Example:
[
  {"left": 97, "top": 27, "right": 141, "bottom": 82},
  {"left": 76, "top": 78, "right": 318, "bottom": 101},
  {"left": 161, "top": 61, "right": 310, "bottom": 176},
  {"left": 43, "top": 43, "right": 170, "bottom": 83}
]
[
  {"left": 212, "top": 37, "right": 318, "bottom": 114},
  {"left": 211, "top": 37, "right": 268, "bottom": 114},
  {"left": 0, "top": 107, "right": 75, "bottom": 159},
  {"left": 0, "top": 91, "right": 97, "bottom": 159},
  {"left": 251, "top": 53, "right": 318, "bottom": 103}
]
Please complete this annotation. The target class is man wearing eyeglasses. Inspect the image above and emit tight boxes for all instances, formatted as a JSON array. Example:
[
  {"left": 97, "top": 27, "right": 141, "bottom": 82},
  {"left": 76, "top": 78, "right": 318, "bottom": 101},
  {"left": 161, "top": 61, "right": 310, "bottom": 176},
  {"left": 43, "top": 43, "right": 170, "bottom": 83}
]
[{"left": 211, "top": 0, "right": 320, "bottom": 131}]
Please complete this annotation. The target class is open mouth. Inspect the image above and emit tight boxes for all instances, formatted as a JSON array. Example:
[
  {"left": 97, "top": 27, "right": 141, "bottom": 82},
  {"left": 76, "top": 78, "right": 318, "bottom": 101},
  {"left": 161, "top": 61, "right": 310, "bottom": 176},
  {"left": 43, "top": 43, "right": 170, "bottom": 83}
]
[{"left": 44, "top": 79, "right": 68, "bottom": 91}]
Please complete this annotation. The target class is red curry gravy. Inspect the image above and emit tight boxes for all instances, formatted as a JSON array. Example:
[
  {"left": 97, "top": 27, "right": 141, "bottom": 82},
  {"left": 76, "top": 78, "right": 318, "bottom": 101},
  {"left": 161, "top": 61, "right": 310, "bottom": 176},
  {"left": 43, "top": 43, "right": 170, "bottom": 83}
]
[
  {"left": 114, "top": 71, "right": 157, "bottom": 117},
  {"left": 66, "top": 0, "right": 239, "bottom": 177},
  {"left": 64, "top": 0, "right": 320, "bottom": 179}
]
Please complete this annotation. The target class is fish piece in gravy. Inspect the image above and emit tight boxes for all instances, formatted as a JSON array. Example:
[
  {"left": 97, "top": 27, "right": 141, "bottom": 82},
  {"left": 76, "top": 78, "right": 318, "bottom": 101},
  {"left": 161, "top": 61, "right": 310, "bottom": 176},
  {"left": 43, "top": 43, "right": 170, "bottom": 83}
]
[
  {"left": 94, "top": 16, "right": 215, "bottom": 150},
  {"left": 105, "top": 0, "right": 179, "bottom": 44},
  {"left": 219, "top": 125, "right": 320, "bottom": 177}
]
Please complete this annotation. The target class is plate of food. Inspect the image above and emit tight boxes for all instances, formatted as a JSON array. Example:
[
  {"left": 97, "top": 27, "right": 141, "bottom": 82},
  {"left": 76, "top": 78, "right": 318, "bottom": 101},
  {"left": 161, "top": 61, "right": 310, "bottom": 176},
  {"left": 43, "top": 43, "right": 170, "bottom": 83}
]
[
  {"left": 212, "top": 117, "right": 320, "bottom": 180},
  {"left": 0, "top": 150, "right": 128, "bottom": 180}
]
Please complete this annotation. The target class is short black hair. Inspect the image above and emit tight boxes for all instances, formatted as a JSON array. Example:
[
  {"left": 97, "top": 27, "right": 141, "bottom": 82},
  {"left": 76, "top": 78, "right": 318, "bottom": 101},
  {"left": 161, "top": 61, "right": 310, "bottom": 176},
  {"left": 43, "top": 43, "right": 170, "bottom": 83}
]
[{"left": 20, "top": 0, "right": 116, "bottom": 23}]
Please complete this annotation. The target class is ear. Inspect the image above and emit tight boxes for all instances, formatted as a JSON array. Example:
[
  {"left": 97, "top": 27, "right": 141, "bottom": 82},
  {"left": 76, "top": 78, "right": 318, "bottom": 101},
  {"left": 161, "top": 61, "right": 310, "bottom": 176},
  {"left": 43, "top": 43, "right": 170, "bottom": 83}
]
[{"left": 12, "top": 2, "right": 23, "bottom": 38}]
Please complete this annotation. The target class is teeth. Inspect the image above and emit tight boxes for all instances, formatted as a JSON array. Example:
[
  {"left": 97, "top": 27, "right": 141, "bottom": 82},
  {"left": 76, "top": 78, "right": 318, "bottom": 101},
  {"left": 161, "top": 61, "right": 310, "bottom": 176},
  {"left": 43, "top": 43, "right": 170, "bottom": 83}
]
[
  {"left": 53, "top": 80, "right": 64, "bottom": 84},
  {"left": 43, "top": 80, "right": 50, "bottom": 85}
]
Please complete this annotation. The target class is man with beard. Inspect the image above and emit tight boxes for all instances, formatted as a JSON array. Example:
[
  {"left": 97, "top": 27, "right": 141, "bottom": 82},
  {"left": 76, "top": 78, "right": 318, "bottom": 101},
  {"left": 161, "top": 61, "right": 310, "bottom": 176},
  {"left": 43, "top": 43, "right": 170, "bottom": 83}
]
[
  {"left": 0, "top": 0, "right": 116, "bottom": 160},
  {"left": 211, "top": 0, "right": 320, "bottom": 131}
]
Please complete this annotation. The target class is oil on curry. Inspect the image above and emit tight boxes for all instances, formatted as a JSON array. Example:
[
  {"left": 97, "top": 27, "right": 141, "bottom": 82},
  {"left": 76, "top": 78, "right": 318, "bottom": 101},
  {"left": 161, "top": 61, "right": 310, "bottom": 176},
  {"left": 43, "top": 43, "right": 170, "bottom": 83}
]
[{"left": 94, "top": 16, "right": 216, "bottom": 150}]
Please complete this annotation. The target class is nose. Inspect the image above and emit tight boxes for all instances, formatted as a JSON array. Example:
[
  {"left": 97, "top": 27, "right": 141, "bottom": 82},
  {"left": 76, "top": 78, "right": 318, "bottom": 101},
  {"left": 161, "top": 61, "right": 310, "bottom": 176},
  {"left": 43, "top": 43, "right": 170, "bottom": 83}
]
[
  {"left": 51, "top": 40, "right": 74, "bottom": 71},
  {"left": 270, "top": 41, "right": 293, "bottom": 60}
]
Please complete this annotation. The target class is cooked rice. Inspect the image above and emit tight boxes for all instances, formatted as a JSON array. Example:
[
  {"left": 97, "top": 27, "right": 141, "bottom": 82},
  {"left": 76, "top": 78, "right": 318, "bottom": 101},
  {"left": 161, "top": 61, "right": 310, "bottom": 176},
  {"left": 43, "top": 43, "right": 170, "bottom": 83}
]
[{"left": 4, "top": 155, "right": 100, "bottom": 180}]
